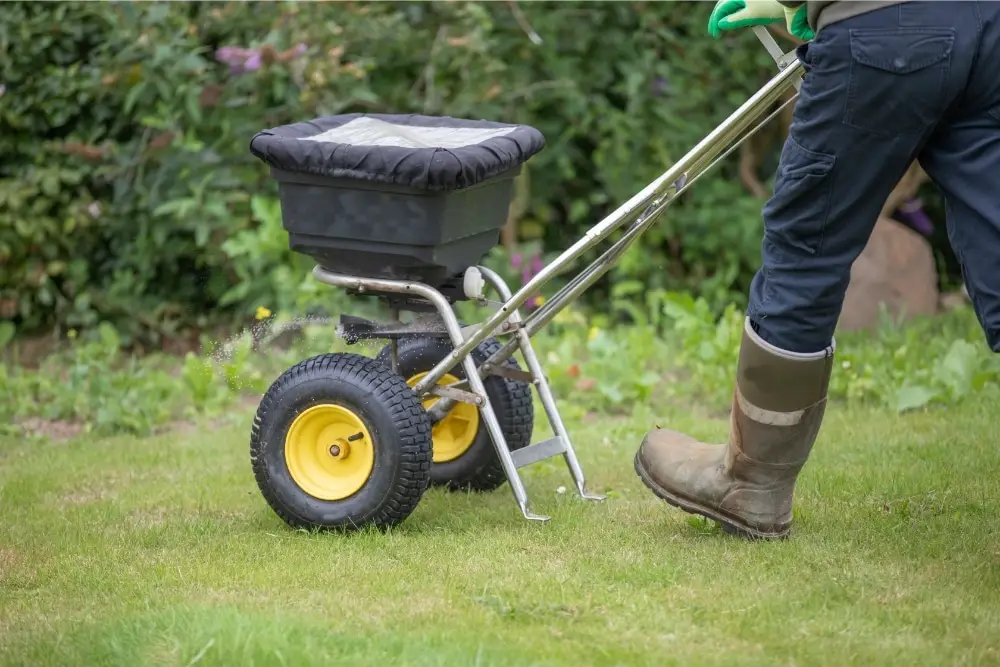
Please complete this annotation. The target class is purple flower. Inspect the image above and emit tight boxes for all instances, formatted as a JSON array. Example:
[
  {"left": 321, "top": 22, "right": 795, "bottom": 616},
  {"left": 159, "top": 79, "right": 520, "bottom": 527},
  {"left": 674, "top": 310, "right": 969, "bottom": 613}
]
[
  {"left": 894, "top": 197, "right": 934, "bottom": 236},
  {"left": 215, "top": 46, "right": 243, "bottom": 65},
  {"left": 216, "top": 46, "right": 255, "bottom": 74},
  {"left": 215, "top": 45, "right": 263, "bottom": 75},
  {"left": 244, "top": 52, "right": 261, "bottom": 72},
  {"left": 509, "top": 250, "right": 546, "bottom": 311},
  {"left": 215, "top": 43, "right": 308, "bottom": 75},
  {"left": 651, "top": 76, "right": 672, "bottom": 97}
]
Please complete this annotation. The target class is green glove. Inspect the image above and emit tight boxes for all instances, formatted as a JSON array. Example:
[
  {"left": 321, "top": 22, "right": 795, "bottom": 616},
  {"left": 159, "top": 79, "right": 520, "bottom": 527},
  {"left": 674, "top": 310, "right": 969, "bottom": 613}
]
[
  {"left": 707, "top": 0, "right": 815, "bottom": 41},
  {"left": 783, "top": 3, "right": 814, "bottom": 40}
]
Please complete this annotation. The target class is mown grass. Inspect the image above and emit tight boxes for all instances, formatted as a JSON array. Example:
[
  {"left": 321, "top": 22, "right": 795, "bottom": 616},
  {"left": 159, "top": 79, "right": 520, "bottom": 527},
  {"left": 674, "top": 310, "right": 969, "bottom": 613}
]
[{"left": 2, "top": 381, "right": 999, "bottom": 667}]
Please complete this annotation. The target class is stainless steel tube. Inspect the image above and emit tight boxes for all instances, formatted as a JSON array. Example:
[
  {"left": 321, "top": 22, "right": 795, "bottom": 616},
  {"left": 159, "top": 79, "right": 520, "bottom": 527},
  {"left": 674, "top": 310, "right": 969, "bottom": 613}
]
[{"left": 477, "top": 266, "right": 605, "bottom": 502}]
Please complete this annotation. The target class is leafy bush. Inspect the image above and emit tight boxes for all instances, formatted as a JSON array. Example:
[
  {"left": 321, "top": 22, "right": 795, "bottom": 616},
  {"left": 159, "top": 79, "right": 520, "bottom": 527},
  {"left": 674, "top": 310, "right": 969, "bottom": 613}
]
[
  {"left": 0, "top": 314, "right": 334, "bottom": 437},
  {"left": 647, "top": 294, "right": 1000, "bottom": 413},
  {"left": 3, "top": 293, "right": 997, "bottom": 439},
  {"left": 2, "top": 0, "right": 811, "bottom": 344},
  {"left": 830, "top": 306, "right": 1000, "bottom": 412},
  {"left": 1, "top": 323, "right": 184, "bottom": 436}
]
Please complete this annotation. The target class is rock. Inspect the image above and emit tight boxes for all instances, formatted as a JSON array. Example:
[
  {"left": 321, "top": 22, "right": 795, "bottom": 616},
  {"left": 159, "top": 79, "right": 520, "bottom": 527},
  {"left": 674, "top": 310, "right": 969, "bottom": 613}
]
[{"left": 838, "top": 216, "right": 939, "bottom": 333}]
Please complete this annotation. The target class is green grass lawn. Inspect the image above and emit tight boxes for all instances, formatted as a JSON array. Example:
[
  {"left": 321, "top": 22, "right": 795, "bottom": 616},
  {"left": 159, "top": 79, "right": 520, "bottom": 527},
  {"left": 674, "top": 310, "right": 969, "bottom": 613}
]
[{"left": 2, "top": 390, "right": 999, "bottom": 666}]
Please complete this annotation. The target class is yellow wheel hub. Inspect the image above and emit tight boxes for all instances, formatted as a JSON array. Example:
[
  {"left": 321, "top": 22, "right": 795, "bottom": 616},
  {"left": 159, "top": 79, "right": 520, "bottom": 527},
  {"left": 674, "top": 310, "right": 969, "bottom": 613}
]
[
  {"left": 407, "top": 372, "right": 480, "bottom": 463},
  {"left": 284, "top": 404, "right": 375, "bottom": 501}
]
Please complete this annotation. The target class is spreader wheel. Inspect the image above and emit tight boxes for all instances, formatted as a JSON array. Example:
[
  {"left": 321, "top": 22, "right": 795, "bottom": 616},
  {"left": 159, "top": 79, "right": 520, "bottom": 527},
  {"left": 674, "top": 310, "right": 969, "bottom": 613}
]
[
  {"left": 250, "top": 353, "right": 432, "bottom": 531},
  {"left": 376, "top": 336, "right": 534, "bottom": 492}
]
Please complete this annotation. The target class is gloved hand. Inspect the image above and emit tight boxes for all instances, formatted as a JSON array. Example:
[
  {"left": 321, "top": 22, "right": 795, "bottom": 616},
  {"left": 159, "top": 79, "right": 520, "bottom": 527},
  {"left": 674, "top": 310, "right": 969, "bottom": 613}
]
[{"left": 707, "top": 0, "right": 815, "bottom": 41}]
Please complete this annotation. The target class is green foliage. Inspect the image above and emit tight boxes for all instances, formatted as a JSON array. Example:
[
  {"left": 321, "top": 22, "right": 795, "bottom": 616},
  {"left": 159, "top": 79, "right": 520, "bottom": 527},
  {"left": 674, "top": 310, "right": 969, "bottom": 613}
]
[
  {"left": 530, "top": 291, "right": 745, "bottom": 417},
  {"left": 3, "top": 296, "right": 998, "bottom": 438},
  {"left": 516, "top": 296, "right": 999, "bottom": 420},
  {"left": 0, "top": 312, "right": 360, "bottom": 437},
  {"left": 645, "top": 295, "right": 1000, "bottom": 413},
  {"left": 659, "top": 291, "right": 745, "bottom": 398},
  {"left": 539, "top": 312, "right": 668, "bottom": 416},
  {"left": 0, "top": 321, "right": 14, "bottom": 349},
  {"left": 2, "top": 0, "right": 790, "bottom": 344},
  {"left": 1, "top": 323, "right": 180, "bottom": 436},
  {"left": 830, "top": 306, "right": 1000, "bottom": 413}
]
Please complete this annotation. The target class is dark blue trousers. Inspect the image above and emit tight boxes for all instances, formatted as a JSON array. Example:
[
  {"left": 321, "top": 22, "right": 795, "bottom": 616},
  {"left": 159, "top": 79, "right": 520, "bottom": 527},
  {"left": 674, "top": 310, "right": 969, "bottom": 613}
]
[{"left": 747, "top": 1, "right": 1000, "bottom": 353}]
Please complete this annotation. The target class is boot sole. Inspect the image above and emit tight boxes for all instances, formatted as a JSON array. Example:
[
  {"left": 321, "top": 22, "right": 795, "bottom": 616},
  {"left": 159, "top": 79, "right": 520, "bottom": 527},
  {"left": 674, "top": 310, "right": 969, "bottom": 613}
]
[{"left": 633, "top": 452, "right": 790, "bottom": 541}]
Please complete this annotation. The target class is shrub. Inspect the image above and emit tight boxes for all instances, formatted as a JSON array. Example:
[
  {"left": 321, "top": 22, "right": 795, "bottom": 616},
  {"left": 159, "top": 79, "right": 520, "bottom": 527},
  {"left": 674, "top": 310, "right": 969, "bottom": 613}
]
[{"left": 1, "top": 0, "right": 812, "bottom": 344}]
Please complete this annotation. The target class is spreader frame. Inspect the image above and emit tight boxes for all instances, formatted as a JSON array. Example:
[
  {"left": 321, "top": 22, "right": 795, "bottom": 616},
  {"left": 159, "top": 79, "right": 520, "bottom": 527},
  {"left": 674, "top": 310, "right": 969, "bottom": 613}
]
[
  {"left": 253, "top": 28, "right": 807, "bottom": 527},
  {"left": 303, "top": 29, "right": 806, "bottom": 522}
]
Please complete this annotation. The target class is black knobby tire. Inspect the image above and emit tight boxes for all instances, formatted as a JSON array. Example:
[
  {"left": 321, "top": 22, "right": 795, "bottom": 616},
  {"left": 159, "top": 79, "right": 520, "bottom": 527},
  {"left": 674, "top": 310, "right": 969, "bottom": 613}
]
[
  {"left": 250, "top": 353, "right": 432, "bottom": 531},
  {"left": 375, "top": 336, "right": 534, "bottom": 492}
]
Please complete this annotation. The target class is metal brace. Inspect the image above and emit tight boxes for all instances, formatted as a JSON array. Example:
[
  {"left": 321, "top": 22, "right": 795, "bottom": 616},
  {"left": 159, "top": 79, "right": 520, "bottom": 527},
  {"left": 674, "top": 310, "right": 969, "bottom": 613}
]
[
  {"left": 428, "top": 383, "right": 483, "bottom": 406},
  {"left": 482, "top": 363, "right": 536, "bottom": 384},
  {"left": 753, "top": 26, "right": 802, "bottom": 91},
  {"left": 460, "top": 319, "right": 520, "bottom": 342},
  {"left": 476, "top": 301, "right": 524, "bottom": 333}
]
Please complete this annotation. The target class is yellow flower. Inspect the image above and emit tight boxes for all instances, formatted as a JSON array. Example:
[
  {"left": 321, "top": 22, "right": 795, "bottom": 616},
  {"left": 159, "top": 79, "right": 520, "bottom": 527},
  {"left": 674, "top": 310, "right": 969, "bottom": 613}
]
[{"left": 255, "top": 306, "right": 272, "bottom": 321}]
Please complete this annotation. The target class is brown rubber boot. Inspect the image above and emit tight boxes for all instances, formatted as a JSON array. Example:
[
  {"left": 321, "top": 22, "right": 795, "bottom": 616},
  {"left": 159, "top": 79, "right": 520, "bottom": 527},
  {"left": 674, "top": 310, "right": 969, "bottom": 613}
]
[{"left": 634, "top": 318, "right": 834, "bottom": 539}]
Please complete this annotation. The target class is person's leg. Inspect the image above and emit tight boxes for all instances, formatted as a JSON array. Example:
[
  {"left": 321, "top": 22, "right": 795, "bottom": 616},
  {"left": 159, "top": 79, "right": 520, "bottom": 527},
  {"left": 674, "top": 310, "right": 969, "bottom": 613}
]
[
  {"left": 636, "top": 1, "right": 978, "bottom": 539},
  {"left": 748, "top": 3, "right": 971, "bottom": 352},
  {"left": 918, "top": 3, "right": 1000, "bottom": 352}
]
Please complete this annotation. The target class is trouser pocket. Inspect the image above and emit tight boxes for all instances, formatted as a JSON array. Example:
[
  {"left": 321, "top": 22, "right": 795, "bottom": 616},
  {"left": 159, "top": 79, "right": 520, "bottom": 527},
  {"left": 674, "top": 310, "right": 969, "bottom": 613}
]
[
  {"left": 844, "top": 28, "right": 955, "bottom": 136},
  {"left": 762, "top": 135, "right": 835, "bottom": 256}
]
